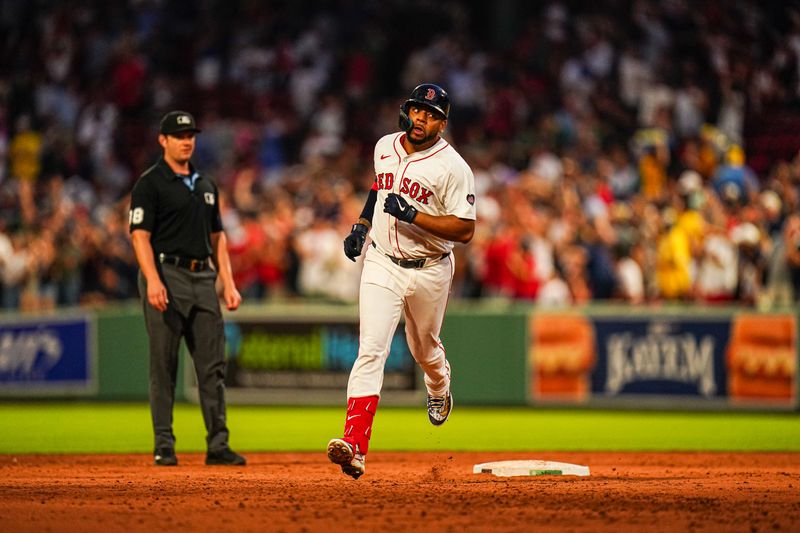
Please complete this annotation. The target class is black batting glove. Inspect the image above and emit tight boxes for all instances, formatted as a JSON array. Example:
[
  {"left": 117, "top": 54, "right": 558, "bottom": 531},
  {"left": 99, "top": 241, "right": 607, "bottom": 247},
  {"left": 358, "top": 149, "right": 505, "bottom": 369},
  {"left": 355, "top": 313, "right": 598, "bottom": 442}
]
[
  {"left": 343, "top": 223, "right": 369, "bottom": 262},
  {"left": 383, "top": 193, "right": 418, "bottom": 224}
]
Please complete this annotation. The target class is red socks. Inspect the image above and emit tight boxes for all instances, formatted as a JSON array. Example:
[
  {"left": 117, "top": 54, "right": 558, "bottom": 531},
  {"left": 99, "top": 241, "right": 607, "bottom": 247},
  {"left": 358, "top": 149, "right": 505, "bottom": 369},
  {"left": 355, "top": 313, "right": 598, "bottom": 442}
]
[{"left": 343, "top": 395, "right": 379, "bottom": 454}]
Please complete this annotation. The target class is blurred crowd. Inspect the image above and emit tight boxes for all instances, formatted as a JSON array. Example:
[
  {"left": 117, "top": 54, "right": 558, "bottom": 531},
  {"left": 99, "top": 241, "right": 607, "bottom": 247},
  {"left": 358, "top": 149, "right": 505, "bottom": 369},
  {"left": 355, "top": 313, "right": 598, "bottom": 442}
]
[{"left": 3, "top": 0, "right": 800, "bottom": 311}]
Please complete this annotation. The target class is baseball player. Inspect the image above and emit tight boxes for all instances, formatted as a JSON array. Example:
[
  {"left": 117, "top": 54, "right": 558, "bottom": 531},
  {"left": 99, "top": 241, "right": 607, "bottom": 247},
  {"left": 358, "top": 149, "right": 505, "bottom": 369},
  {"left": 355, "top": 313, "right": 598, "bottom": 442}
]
[{"left": 327, "top": 83, "right": 476, "bottom": 479}]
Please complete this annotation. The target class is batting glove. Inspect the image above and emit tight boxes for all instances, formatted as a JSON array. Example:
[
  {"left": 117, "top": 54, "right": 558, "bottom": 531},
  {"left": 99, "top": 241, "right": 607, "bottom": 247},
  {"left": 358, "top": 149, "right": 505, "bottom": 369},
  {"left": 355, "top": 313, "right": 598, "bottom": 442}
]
[
  {"left": 343, "top": 223, "right": 369, "bottom": 261},
  {"left": 383, "top": 193, "right": 418, "bottom": 224}
]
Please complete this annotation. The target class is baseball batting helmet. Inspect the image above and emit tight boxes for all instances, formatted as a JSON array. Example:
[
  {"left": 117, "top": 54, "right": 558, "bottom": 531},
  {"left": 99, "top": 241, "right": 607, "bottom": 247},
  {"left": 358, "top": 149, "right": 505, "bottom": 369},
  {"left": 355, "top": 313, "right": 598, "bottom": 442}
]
[{"left": 399, "top": 83, "right": 450, "bottom": 132}]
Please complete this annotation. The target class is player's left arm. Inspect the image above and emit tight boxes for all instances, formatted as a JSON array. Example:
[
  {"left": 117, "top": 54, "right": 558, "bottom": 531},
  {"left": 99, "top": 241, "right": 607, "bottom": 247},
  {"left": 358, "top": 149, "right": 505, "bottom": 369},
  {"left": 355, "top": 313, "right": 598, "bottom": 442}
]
[
  {"left": 383, "top": 192, "right": 474, "bottom": 242},
  {"left": 411, "top": 213, "right": 474, "bottom": 243},
  {"left": 416, "top": 157, "right": 476, "bottom": 243},
  {"left": 383, "top": 156, "right": 476, "bottom": 243},
  {"left": 211, "top": 231, "right": 242, "bottom": 310}
]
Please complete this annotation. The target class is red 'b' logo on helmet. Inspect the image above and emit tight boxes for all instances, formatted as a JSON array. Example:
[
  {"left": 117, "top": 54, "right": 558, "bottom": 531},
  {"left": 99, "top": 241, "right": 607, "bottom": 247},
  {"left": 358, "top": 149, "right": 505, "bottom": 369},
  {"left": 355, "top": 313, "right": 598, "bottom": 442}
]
[{"left": 425, "top": 88, "right": 436, "bottom": 100}]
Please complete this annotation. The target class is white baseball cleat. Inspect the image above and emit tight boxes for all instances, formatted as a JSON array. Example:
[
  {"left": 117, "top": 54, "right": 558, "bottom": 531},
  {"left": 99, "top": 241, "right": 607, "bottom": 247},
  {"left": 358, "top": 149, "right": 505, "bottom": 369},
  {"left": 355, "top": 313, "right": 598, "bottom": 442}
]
[
  {"left": 427, "top": 391, "right": 453, "bottom": 426},
  {"left": 327, "top": 438, "right": 366, "bottom": 479}
]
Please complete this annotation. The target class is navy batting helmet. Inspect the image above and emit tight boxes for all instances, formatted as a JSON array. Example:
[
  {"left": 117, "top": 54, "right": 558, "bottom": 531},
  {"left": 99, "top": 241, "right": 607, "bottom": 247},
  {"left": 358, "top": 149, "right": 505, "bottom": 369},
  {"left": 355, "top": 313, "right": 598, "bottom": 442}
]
[{"left": 399, "top": 83, "right": 450, "bottom": 132}]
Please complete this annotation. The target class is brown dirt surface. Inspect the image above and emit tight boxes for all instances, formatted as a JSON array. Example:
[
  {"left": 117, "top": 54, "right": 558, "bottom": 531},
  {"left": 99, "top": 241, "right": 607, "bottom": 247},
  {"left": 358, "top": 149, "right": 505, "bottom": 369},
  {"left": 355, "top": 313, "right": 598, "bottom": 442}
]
[{"left": 1, "top": 451, "right": 799, "bottom": 532}]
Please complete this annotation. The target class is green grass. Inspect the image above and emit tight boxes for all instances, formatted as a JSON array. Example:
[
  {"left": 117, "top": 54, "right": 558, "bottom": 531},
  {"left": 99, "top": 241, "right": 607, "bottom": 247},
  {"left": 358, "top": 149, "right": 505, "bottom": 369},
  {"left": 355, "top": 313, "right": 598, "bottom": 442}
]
[{"left": 2, "top": 403, "right": 799, "bottom": 454}]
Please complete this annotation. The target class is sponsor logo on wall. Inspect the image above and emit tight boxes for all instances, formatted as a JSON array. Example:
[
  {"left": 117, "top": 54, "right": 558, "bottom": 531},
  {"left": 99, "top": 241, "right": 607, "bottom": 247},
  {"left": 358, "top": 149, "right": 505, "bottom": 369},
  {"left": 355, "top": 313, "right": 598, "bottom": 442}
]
[
  {"left": 0, "top": 317, "right": 94, "bottom": 394},
  {"left": 222, "top": 320, "right": 416, "bottom": 390},
  {"left": 530, "top": 313, "right": 797, "bottom": 407},
  {"left": 601, "top": 321, "right": 720, "bottom": 397}
]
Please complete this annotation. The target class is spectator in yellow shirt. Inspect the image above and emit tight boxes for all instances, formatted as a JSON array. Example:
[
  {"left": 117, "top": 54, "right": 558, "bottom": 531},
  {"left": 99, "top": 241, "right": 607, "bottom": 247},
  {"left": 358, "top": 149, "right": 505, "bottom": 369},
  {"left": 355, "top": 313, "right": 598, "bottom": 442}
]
[
  {"left": 8, "top": 115, "right": 41, "bottom": 226},
  {"left": 655, "top": 207, "right": 692, "bottom": 299},
  {"left": 9, "top": 115, "right": 41, "bottom": 182}
]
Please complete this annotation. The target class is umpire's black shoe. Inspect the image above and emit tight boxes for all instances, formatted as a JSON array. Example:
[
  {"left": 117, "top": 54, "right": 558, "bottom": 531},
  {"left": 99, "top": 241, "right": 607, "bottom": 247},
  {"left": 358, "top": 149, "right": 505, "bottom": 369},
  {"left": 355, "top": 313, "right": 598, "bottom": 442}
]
[
  {"left": 154, "top": 447, "right": 178, "bottom": 466},
  {"left": 205, "top": 448, "right": 246, "bottom": 466}
]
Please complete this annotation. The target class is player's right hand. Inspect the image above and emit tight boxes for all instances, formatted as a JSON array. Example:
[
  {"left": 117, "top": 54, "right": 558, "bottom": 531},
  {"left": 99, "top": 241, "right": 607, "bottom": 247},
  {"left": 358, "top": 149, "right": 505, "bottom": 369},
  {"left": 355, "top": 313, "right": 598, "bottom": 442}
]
[{"left": 343, "top": 223, "right": 369, "bottom": 262}]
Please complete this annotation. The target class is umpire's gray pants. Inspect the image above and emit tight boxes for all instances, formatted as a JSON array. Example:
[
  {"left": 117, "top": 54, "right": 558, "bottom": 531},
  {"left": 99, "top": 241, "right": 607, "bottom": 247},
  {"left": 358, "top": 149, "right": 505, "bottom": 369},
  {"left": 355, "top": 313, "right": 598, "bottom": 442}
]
[{"left": 139, "top": 263, "right": 230, "bottom": 453}]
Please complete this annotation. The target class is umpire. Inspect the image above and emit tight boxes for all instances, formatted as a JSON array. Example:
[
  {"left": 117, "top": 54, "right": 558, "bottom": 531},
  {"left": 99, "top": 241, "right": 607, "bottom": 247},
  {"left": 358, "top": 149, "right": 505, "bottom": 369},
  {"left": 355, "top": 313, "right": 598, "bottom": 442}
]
[{"left": 129, "top": 110, "right": 245, "bottom": 466}]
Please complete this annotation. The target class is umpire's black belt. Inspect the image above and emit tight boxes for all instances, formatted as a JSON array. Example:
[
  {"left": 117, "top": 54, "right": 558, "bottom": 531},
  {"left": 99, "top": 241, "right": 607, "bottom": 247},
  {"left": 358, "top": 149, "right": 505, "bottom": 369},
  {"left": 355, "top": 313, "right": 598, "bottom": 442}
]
[{"left": 158, "top": 253, "right": 209, "bottom": 272}]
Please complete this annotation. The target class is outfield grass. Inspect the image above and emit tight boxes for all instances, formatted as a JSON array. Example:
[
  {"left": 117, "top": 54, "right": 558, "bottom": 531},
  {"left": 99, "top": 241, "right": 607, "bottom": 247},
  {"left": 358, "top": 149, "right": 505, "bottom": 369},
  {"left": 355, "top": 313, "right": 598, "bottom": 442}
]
[{"left": 2, "top": 402, "right": 799, "bottom": 454}]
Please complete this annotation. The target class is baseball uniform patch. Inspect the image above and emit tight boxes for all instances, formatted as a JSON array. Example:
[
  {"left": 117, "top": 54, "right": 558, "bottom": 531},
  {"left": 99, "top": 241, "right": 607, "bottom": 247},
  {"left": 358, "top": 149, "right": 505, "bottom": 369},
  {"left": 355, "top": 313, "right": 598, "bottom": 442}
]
[{"left": 467, "top": 194, "right": 475, "bottom": 205}]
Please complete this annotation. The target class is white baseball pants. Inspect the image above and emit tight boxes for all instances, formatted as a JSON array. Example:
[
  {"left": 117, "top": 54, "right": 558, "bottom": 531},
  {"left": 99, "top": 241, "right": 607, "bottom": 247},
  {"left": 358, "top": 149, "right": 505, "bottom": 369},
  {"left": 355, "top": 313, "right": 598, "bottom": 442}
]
[{"left": 347, "top": 244, "right": 454, "bottom": 398}]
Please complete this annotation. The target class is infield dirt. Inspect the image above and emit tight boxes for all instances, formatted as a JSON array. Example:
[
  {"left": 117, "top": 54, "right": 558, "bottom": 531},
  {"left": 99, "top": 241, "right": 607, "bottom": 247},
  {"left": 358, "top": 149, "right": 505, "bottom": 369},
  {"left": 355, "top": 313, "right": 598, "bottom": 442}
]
[{"left": 1, "top": 452, "right": 799, "bottom": 532}]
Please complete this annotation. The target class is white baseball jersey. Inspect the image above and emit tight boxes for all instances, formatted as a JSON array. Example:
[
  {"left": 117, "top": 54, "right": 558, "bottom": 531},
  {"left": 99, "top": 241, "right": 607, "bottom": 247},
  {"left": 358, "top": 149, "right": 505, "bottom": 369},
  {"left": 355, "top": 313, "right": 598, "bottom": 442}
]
[
  {"left": 347, "top": 132, "right": 475, "bottom": 400},
  {"left": 369, "top": 132, "right": 476, "bottom": 259}
]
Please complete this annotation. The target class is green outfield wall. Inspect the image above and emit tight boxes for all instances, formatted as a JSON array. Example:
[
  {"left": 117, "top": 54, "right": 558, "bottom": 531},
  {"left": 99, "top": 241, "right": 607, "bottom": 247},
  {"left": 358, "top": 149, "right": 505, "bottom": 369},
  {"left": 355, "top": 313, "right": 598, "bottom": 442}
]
[
  {"left": 95, "top": 305, "right": 187, "bottom": 400},
  {"left": 1, "top": 302, "right": 797, "bottom": 410},
  {"left": 442, "top": 304, "right": 529, "bottom": 405}
]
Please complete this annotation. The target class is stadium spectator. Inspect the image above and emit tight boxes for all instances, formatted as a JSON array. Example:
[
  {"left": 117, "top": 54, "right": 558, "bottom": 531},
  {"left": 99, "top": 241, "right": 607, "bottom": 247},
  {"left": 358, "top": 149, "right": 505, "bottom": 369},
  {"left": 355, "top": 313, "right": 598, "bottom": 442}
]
[{"left": 1, "top": 0, "right": 800, "bottom": 311}]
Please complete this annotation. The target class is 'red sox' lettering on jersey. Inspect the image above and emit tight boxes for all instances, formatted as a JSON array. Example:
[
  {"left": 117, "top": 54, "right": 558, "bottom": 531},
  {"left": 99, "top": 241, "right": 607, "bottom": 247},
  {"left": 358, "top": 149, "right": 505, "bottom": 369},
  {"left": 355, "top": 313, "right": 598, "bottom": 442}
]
[
  {"left": 371, "top": 132, "right": 475, "bottom": 259},
  {"left": 376, "top": 173, "right": 435, "bottom": 205},
  {"left": 376, "top": 172, "right": 394, "bottom": 190}
]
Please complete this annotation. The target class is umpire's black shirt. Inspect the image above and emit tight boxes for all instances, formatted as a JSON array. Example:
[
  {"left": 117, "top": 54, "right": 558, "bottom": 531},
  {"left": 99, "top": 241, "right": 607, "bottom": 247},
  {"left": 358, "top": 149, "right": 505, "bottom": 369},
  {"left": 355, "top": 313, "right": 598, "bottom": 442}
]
[{"left": 129, "top": 158, "right": 223, "bottom": 259}]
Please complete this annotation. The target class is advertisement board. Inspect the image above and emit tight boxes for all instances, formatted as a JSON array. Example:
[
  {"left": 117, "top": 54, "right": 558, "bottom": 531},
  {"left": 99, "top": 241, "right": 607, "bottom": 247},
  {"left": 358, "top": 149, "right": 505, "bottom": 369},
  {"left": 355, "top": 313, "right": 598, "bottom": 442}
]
[
  {"left": 530, "top": 313, "right": 797, "bottom": 408},
  {"left": 184, "top": 316, "right": 420, "bottom": 405},
  {"left": 0, "top": 314, "right": 96, "bottom": 396},
  {"left": 591, "top": 317, "right": 729, "bottom": 398}
]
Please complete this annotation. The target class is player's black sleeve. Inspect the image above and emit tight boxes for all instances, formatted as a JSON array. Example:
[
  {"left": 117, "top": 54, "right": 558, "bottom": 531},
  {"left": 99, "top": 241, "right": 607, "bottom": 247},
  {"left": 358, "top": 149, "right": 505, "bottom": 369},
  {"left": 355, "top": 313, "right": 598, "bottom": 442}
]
[{"left": 358, "top": 188, "right": 378, "bottom": 224}]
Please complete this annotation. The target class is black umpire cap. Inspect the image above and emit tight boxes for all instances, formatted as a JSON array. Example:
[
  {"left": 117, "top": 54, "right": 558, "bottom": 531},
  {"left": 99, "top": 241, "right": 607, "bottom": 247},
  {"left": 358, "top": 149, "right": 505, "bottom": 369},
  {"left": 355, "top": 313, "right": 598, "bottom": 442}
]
[{"left": 159, "top": 110, "right": 201, "bottom": 135}]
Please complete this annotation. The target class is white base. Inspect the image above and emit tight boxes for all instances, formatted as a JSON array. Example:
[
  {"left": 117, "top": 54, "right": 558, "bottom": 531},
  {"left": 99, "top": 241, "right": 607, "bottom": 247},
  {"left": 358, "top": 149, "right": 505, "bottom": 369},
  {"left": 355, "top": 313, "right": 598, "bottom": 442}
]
[{"left": 473, "top": 460, "right": 590, "bottom": 477}]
